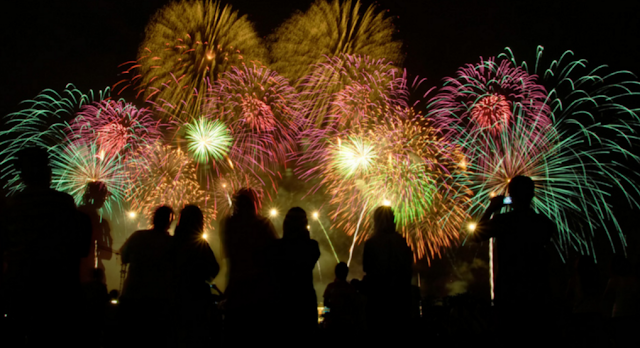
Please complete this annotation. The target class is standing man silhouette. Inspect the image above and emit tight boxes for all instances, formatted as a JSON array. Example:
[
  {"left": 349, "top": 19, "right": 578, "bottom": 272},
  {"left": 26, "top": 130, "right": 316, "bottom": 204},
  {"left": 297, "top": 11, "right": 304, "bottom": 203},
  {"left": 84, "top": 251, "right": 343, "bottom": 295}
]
[
  {"left": 473, "top": 175, "right": 556, "bottom": 344},
  {"left": 2, "top": 146, "right": 90, "bottom": 347}
]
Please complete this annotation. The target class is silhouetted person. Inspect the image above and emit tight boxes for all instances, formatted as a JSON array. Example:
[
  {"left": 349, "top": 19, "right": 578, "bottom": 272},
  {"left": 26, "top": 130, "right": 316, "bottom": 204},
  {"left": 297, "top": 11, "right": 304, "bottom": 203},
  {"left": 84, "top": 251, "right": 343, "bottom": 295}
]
[
  {"left": 119, "top": 205, "right": 175, "bottom": 348},
  {"left": 362, "top": 206, "right": 413, "bottom": 339},
  {"left": 604, "top": 255, "right": 640, "bottom": 346},
  {"left": 173, "top": 205, "right": 220, "bottom": 347},
  {"left": 323, "top": 262, "right": 357, "bottom": 333},
  {"left": 78, "top": 181, "right": 113, "bottom": 284},
  {"left": 473, "top": 175, "right": 556, "bottom": 344},
  {"left": 270, "top": 207, "right": 320, "bottom": 339},
  {"left": 2, "top": 146, "right": 89, "bottom": 347},
  {"left": 81, "top": 268, "right": 109, "bottom": 347},
  {"left": 220, "top": 188, "right": 277, "bottom": 341}
]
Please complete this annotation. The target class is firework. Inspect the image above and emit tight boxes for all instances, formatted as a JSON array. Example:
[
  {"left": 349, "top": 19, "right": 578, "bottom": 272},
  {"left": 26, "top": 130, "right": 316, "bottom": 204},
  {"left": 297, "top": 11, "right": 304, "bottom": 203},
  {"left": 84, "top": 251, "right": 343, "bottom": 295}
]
[
  {"left": 300, "top": 117, "right": 471, "bottom": 261},
  {"left": 67, "top": 100, "right": 164, "bottom": 159},
  {"left": 207, "top": 62, "right": 303, "bottom": 173},
  {"left": 50, "top": 141, "right": 128, "bottom": 215},
  {"left": 428, "top": 57, "right": 552, "bottom": 141},
  {"left": 269, "top": 0, "right": 403, "bottom": 82},
  {"left": 126, "top": 143, "right": 214, "bottom": 225},
  {"left": 116, "top": 0, "right": 267, "bottom": 120},
  {"left": 0, "top": 84, "right": 110, "bottom": 194},
  {"left": 299, "top": 54, "right": 408, "bottom": 131},
  {"left": 447, "top": 46, "right": 640, "bottom": 259},
  {"left": 184, "top": 117, "right": 233, "bottom": 163}
]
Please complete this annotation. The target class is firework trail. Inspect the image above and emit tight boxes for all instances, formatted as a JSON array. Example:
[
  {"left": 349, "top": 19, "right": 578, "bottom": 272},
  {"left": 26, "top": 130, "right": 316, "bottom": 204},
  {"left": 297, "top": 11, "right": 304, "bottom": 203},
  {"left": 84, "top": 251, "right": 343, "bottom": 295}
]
[
  {"left": 115, "top": 0, "right": 267, "bottom": 120},
  {"left": 0, "top": 84, "right": 111, "bottom": 194},
  {"left": 269, "top": 0, "right": 403, "bottom": 82},
  {"left": 67, "top": 99, "right": 164, "bottom": 160}
]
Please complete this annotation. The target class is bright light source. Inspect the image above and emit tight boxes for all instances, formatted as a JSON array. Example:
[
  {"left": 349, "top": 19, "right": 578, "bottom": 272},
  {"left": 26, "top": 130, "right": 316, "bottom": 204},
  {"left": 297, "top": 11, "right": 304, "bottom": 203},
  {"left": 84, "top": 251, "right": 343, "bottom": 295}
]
[
  {"left": 128, "top": 211, "right": 137, "bottom": 219},
  {"left": 489, "top": 192, "right": 496, "bottom": 198},
  {"left": 202, "top": 233, "right": 208, "bottom": 240},
  {"left": 307, "top": 225, "right": 310, "bottom": 230},
  {"left": 270, "top": 209, "right": 277, "bottom": 217},
  {"left": 468, "top": 223, "right": 477, "bottom": 232},
  {"left": 382, "top": 199, "right": 391, "bottom": 206},
  {"left": 110, "top": 299, "right": 118, "bottom": 304},
  {"left": 312, "top": 212, "right": 319, "bottom": 220}
]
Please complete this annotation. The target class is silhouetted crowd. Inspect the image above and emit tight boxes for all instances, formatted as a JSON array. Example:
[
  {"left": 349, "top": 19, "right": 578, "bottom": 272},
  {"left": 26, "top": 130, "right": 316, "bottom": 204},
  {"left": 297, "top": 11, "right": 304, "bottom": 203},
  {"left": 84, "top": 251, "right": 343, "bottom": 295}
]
[{"left": 1, "top": 148, "right": 640, "bottom": 347}]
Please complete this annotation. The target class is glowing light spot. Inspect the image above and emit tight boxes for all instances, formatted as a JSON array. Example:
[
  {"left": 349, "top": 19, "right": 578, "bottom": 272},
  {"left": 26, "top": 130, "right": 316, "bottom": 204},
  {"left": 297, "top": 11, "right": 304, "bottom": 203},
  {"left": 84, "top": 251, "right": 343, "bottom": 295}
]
[
  {"left": 382, "top": 199, "right": 391, "bottom": 206},
  {"left": 489, "top": 192, "right": 497, "bottom": 198},
  {"left": 270, "top": 208, "right": 278, "bottom": 217},
  {"left": 110, "top": 299, "right": 118, "bottom": 304},
  {"left": 468, "top": 223, "right": 477, "bottom": 232},
  {"left": 202, "top": 233, "right": 208, "bottom": 240},
  {"left": 128, "top": 212, "right": 137, "bottom": 219},
  {"left": 312, "top": 212, "right": 319, "bottom": 220}
]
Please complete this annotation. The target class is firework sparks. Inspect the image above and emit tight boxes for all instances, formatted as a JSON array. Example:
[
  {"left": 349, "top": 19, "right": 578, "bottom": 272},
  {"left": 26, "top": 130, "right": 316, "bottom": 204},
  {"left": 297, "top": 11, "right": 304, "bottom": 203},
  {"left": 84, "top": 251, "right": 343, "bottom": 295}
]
[
  {"left": 446, "top": 46, "right": 640, "bottom": 258},
  {"left": 207, "top": 62, "right": 303, "bottom": 173},
  {"left": 67, "top": 100, "right": 164, "bottom": 159},
  {"left": 269, "top": 0, "right": 403, "bottom": 82},
  {"left": 0, "top": 84, "right": 110, "bottom": 194},
  {"left": 184, "top": 117, "right": 233, "bottom": 163},
  {"left": 50, "top": 141, "right": 128, "bottom": 216},
  {"left": 428, "top": 57, "right": 551, "bottom": 139},
  {"left": 126, "top": 143, "right": 214, "bottom": 225},
  {"left": 116, "top": 0, "right": 267, "bottom": 120}
]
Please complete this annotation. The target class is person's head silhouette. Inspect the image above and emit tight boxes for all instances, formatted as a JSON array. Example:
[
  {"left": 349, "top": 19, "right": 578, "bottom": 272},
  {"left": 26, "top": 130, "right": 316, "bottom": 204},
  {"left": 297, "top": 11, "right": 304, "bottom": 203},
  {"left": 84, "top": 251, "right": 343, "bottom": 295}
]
[
  {"left": 283, "top": 207, "right": 309, "bottom": 239},
  {"left": 373, "top": 205, "right": 396, "bottom": 235},
  {"left": 153, "top": 205, "right": 174, "bottom": 232},
  {"left": 233, "top": 188, "right": 259, "bottom": 216},
  {"left": 175, "top": 205, "right": 204, "bottom": 239},
  {"left": 507, "top": 175, "right": 535, "bottom": 210},
  {"left": 15, "top": 146, "right": 51, "bottom": 188},
  {"left": 335, "top": 262, "right": 349, "bottom": 281},
  {"left": 83, "top": 181, "right": 108, "bottom": 209}
]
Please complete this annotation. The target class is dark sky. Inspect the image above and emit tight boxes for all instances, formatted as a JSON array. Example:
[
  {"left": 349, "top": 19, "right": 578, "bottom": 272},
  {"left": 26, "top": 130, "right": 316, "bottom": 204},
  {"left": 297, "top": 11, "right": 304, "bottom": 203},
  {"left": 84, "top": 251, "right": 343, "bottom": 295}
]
[{"left": 2, "top": 0, "right": 639, "bottom": 117}]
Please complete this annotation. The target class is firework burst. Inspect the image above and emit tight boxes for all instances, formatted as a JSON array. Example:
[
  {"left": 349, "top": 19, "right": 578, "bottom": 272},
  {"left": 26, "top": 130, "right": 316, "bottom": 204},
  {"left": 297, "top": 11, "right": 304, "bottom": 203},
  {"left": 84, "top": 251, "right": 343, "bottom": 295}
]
[
  {"left": 126, "top": 143, "right": 215, "bottom": 225},
  {"left": 116, "top": 0, "right": 267, "bottom": 120},
  {"left": 299, "top": 54, "right": 408, "bottom": 131},
  {"left": 300, "top": 116, "right": 471, "bottom": 261},
  {"left": 449, "top": 46, "right": 640, "bottom": 259},
  {"left": 183, "top": 117, "right": 233, "bottom": 163},
  {"left": 67, "top": 100, "right": 164, "bottom": 159},
  {"left": 50, "top": 141, "right": 128, "bottom": 215},
  {"left": 269, "top": 0, "right": 403, "bottom": 82},
  {"left": 0, "top": 84, "right": 110, "bottom": 194},
  {"left": 207, "top": 62, "right": 304, "bottom": 174},
  {"left": 428, "top": 57, "right": 552, "bottom": 140}
]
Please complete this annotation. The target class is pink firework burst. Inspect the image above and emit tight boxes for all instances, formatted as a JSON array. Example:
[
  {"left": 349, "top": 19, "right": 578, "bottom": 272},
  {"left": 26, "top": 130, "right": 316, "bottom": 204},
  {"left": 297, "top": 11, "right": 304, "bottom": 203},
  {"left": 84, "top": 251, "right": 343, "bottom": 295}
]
[
  {"left": 470, "top": 94, "right": 512, "bottom": 132},
  {"left": 68, "top": 100, "right": 164, "bottom": 159},
  {"left": 299, "top": 53, "right": 409, "bottom": 131},
  {"left": 428, "top": 57, "right": 551, "bottom": 139},
  {"left": 206, "top": 62, "right": 304, "bottom": 174}
]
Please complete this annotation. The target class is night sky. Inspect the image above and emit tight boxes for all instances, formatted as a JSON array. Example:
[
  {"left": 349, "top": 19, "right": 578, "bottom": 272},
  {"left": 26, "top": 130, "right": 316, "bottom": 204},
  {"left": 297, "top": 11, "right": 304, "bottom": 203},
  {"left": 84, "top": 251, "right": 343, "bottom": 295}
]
[{"left": 2, "top": 0, "right": 640, "bottom": 297}]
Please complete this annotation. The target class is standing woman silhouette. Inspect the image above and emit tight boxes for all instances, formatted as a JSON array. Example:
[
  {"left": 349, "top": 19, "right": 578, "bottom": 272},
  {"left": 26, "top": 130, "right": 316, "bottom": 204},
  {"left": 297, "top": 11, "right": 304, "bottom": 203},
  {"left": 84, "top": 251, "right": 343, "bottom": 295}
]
[{"left": 174, "top": 205, "right": 219, "bottom": 347}]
